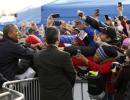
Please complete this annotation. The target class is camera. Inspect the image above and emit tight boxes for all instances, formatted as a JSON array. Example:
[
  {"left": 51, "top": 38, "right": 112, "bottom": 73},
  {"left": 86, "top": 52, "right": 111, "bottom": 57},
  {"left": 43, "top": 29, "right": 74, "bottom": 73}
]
[
  {"left": 118, "top": 16, "right": 124, "bottom": 21},
  {"left": 118, "top": 2, "right": 122, "bottom": 7},
  {"left": 94, "top": 9, "right": 100, "bottom": 16},
  {"left": 95, "top": 9, "right": 100, "bottom": 13},
  {"left": 105, "top": 15, "right": 110, "bottom": 20},
  {"left": 111, "top": 62, "right": 122, "bottom": 72},
  {"left": 77, "top": 49, "right": 81, "bottom": 55},
  {"left": 74, "top": 28, "right": 80, "bottom": 34},
  {"left": 51, "top": 13, "right": 60, "bottom": 18},
  {"left": 116, "top": 55, "right": 126, "bottom": 64},
  {"left": 53, "top": 21, "right": 62, "bottom": 26},
  {"left": 77, "top": 67, "right": 89, "bottom": 78}
]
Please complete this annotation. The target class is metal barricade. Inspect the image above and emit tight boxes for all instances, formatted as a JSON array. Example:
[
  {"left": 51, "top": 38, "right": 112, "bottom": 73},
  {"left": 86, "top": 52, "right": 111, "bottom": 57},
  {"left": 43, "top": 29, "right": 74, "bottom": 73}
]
[
  {"left": 0, "top": 88, "right": 24, "bottom": 100},
  {"left": 74, "top": 80, "right": 89, "bottom": 100},
  {"left": 0, "top": 91, "right": 11, "bottom": 100},
  {"left": 3, "top": 78, "right": 90, "bottom": 100},
  {"left": 3, "top": 78, "right": 40, "bottom": 100}
]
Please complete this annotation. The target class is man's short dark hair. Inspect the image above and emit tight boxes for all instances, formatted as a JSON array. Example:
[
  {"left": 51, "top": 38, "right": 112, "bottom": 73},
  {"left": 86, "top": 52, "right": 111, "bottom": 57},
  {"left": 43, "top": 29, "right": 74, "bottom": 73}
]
[
  {"left": 45, "top": 26, "right": 60, "bottom": 44},
  {"left": 3, "top": 24, "right": 15, "bottom": 36}
]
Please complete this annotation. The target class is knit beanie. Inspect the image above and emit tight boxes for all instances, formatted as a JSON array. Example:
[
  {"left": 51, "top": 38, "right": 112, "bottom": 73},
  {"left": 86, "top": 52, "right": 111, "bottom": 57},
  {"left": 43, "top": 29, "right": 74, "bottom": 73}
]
[
  {"left": 122, "top": 38, "right": 130, "bottom": 48},
  {"left": 96, "top": 45, "right": 118, "bottom": 60}
]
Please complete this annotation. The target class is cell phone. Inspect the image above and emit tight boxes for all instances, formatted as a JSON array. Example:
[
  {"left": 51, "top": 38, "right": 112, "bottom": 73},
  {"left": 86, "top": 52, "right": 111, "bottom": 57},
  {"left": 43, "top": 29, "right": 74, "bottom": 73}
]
[
  {"left": 74, "top": 28, "right": 80, "bottom": 34},
  {"left": 77, "top": 49, "right": 81, "bottom": 55},
  {"left": 114, "top": 16, "right": 118, "bottom": 20},
  {"left": 118, "top": 16, "right": 124, "bottom": 21},
  {"left": 53, "top": 21, "right": 62, "bottom": 26},
  {"left": 51, "top": 14, "right": 60, "bottom": 18},
  {"left": 105, "top": 15, "right": 109, "bottom": 20},
  {"left": 118, "top": 2, "right": 122, "bottom": 7},
  {"left": 95, "top": 9, "right": 100, "bottom": 13},
  {"left": 114, "top": 21, "right": 118, "bottom": 26}
]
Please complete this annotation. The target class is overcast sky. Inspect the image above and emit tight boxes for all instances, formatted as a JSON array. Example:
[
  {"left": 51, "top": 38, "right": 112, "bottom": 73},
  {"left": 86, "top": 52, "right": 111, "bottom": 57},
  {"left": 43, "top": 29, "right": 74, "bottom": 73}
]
[{"left": 0, "top": 0, "right": 54, "bottom": 15}]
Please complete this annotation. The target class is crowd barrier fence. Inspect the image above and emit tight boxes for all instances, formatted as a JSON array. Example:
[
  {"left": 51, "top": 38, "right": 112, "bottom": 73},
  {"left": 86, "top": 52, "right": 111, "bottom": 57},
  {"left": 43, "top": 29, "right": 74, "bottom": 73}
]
[
  {"left": 0, "top": 87, "right": 24, "bottom": 100},
  {"left": 2, "top": 78, "right": 90, "bottom": 100}
]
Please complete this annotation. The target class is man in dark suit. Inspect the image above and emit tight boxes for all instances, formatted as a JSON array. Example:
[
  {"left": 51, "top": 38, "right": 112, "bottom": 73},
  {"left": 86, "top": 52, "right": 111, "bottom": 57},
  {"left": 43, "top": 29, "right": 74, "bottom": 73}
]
[
  {"left": 0, "top": 24, "right": 35, "bottom": 81},
  {"left": 34, "top": 26, "right": 76, "bottom": 100}
]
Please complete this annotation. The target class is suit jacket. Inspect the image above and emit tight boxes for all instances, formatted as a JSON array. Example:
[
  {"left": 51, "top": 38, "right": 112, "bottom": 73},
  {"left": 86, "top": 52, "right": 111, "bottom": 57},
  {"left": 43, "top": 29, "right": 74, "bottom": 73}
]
[
  {"left": 34, "top": 45, "right": 76, "bottom": 100},
  {"left": 0, "top": 36, "right": 34, "bottom": 80}
]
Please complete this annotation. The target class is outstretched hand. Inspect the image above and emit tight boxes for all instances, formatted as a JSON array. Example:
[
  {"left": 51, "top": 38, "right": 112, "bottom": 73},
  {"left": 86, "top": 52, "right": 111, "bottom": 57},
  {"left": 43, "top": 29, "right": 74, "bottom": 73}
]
[{"left": 76, "top": 54, "right": 88, "bottom": 65}]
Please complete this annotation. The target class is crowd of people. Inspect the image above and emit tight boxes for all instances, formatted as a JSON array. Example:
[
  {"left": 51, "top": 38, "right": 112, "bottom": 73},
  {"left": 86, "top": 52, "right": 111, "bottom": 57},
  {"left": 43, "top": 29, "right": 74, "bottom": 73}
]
[{"left": 0, "top": 2, "right": 130, "bottom": 100}]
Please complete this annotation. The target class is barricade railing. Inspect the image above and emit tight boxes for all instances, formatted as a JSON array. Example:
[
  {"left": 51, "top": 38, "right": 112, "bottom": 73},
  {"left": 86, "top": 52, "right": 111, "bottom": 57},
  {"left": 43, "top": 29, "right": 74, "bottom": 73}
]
[
  {"left": 3, "top": 78, "right": 89, "bottom": 100},
  {"left": 0, "top": 91, "right": 11, "bottom": 100},
  {"left": 0, "top": 88, "right": 24, "bottom": 100},
  {"left": 3, "top": 78, "right": 40, "bottom": 100}
]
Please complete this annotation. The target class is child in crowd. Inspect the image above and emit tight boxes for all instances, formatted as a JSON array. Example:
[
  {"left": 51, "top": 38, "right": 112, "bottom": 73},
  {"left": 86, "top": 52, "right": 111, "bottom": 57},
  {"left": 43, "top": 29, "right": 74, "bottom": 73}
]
[{"left": 72, "top": 45, "right": 118, "bottom": 100}]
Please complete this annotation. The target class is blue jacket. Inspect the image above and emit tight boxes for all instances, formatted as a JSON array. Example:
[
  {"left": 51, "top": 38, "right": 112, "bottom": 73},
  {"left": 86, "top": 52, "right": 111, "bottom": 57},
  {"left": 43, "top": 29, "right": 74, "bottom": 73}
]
[
  {"left": 83, "top": 26, "right": 99, "bottom": 47},
  {"left": 60, "top": 35, "right": 76, "bottom": 44}
]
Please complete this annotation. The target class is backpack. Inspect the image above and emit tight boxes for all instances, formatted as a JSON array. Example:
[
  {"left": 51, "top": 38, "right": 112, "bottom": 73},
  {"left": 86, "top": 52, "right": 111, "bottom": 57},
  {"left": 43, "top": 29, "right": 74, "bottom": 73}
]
[{"left": 87, "top": 71, "right": 105, "bottom": 95}]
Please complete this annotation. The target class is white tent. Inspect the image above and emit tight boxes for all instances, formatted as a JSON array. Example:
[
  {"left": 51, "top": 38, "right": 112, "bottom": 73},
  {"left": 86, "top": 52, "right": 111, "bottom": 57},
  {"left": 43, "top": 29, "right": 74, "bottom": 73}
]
[
  {"left": 0, "top": 16, "right": 16, "bottom": 24},
  {"left": 16, "top": 0, "right": 55, "bottom": 26}
]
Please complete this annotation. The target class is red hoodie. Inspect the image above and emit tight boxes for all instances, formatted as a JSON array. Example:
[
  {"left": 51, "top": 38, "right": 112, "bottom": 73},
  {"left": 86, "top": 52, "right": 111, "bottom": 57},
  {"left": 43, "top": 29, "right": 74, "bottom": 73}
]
[{"left": 72, "top": 56, "right": 114, "bottom": 94}]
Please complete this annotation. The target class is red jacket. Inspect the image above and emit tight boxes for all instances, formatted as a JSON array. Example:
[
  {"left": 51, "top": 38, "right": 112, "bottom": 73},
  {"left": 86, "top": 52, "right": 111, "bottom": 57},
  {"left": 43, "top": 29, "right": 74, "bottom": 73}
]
[{"left": 72, "top": 56, "right": 114, "bottom": 94}]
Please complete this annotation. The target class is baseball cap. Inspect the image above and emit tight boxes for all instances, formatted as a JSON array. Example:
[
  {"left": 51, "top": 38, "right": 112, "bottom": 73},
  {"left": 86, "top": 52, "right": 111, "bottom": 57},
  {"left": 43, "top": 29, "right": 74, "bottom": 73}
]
[{"left": 100, "top": 27, "right": 117, "bottom": 39}]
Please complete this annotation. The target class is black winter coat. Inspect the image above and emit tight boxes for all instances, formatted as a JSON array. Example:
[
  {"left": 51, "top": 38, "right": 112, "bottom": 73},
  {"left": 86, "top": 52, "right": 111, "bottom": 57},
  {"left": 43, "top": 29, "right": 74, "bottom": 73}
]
[
  {"left": 34, "top": 45, "right": 76, "bottom": 100},
  {"left": 114, "top": 63, "right": 130, "bottom": 100},
  {"left": 0, "top": 37, "right": 34, "bottom": 80}
]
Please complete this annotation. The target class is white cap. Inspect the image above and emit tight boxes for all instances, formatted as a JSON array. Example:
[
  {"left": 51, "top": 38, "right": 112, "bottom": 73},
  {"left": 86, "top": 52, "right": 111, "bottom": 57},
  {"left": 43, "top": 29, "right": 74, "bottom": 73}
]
[{"left": 77, "top": 10, "right": 84, "bottom": 15}]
